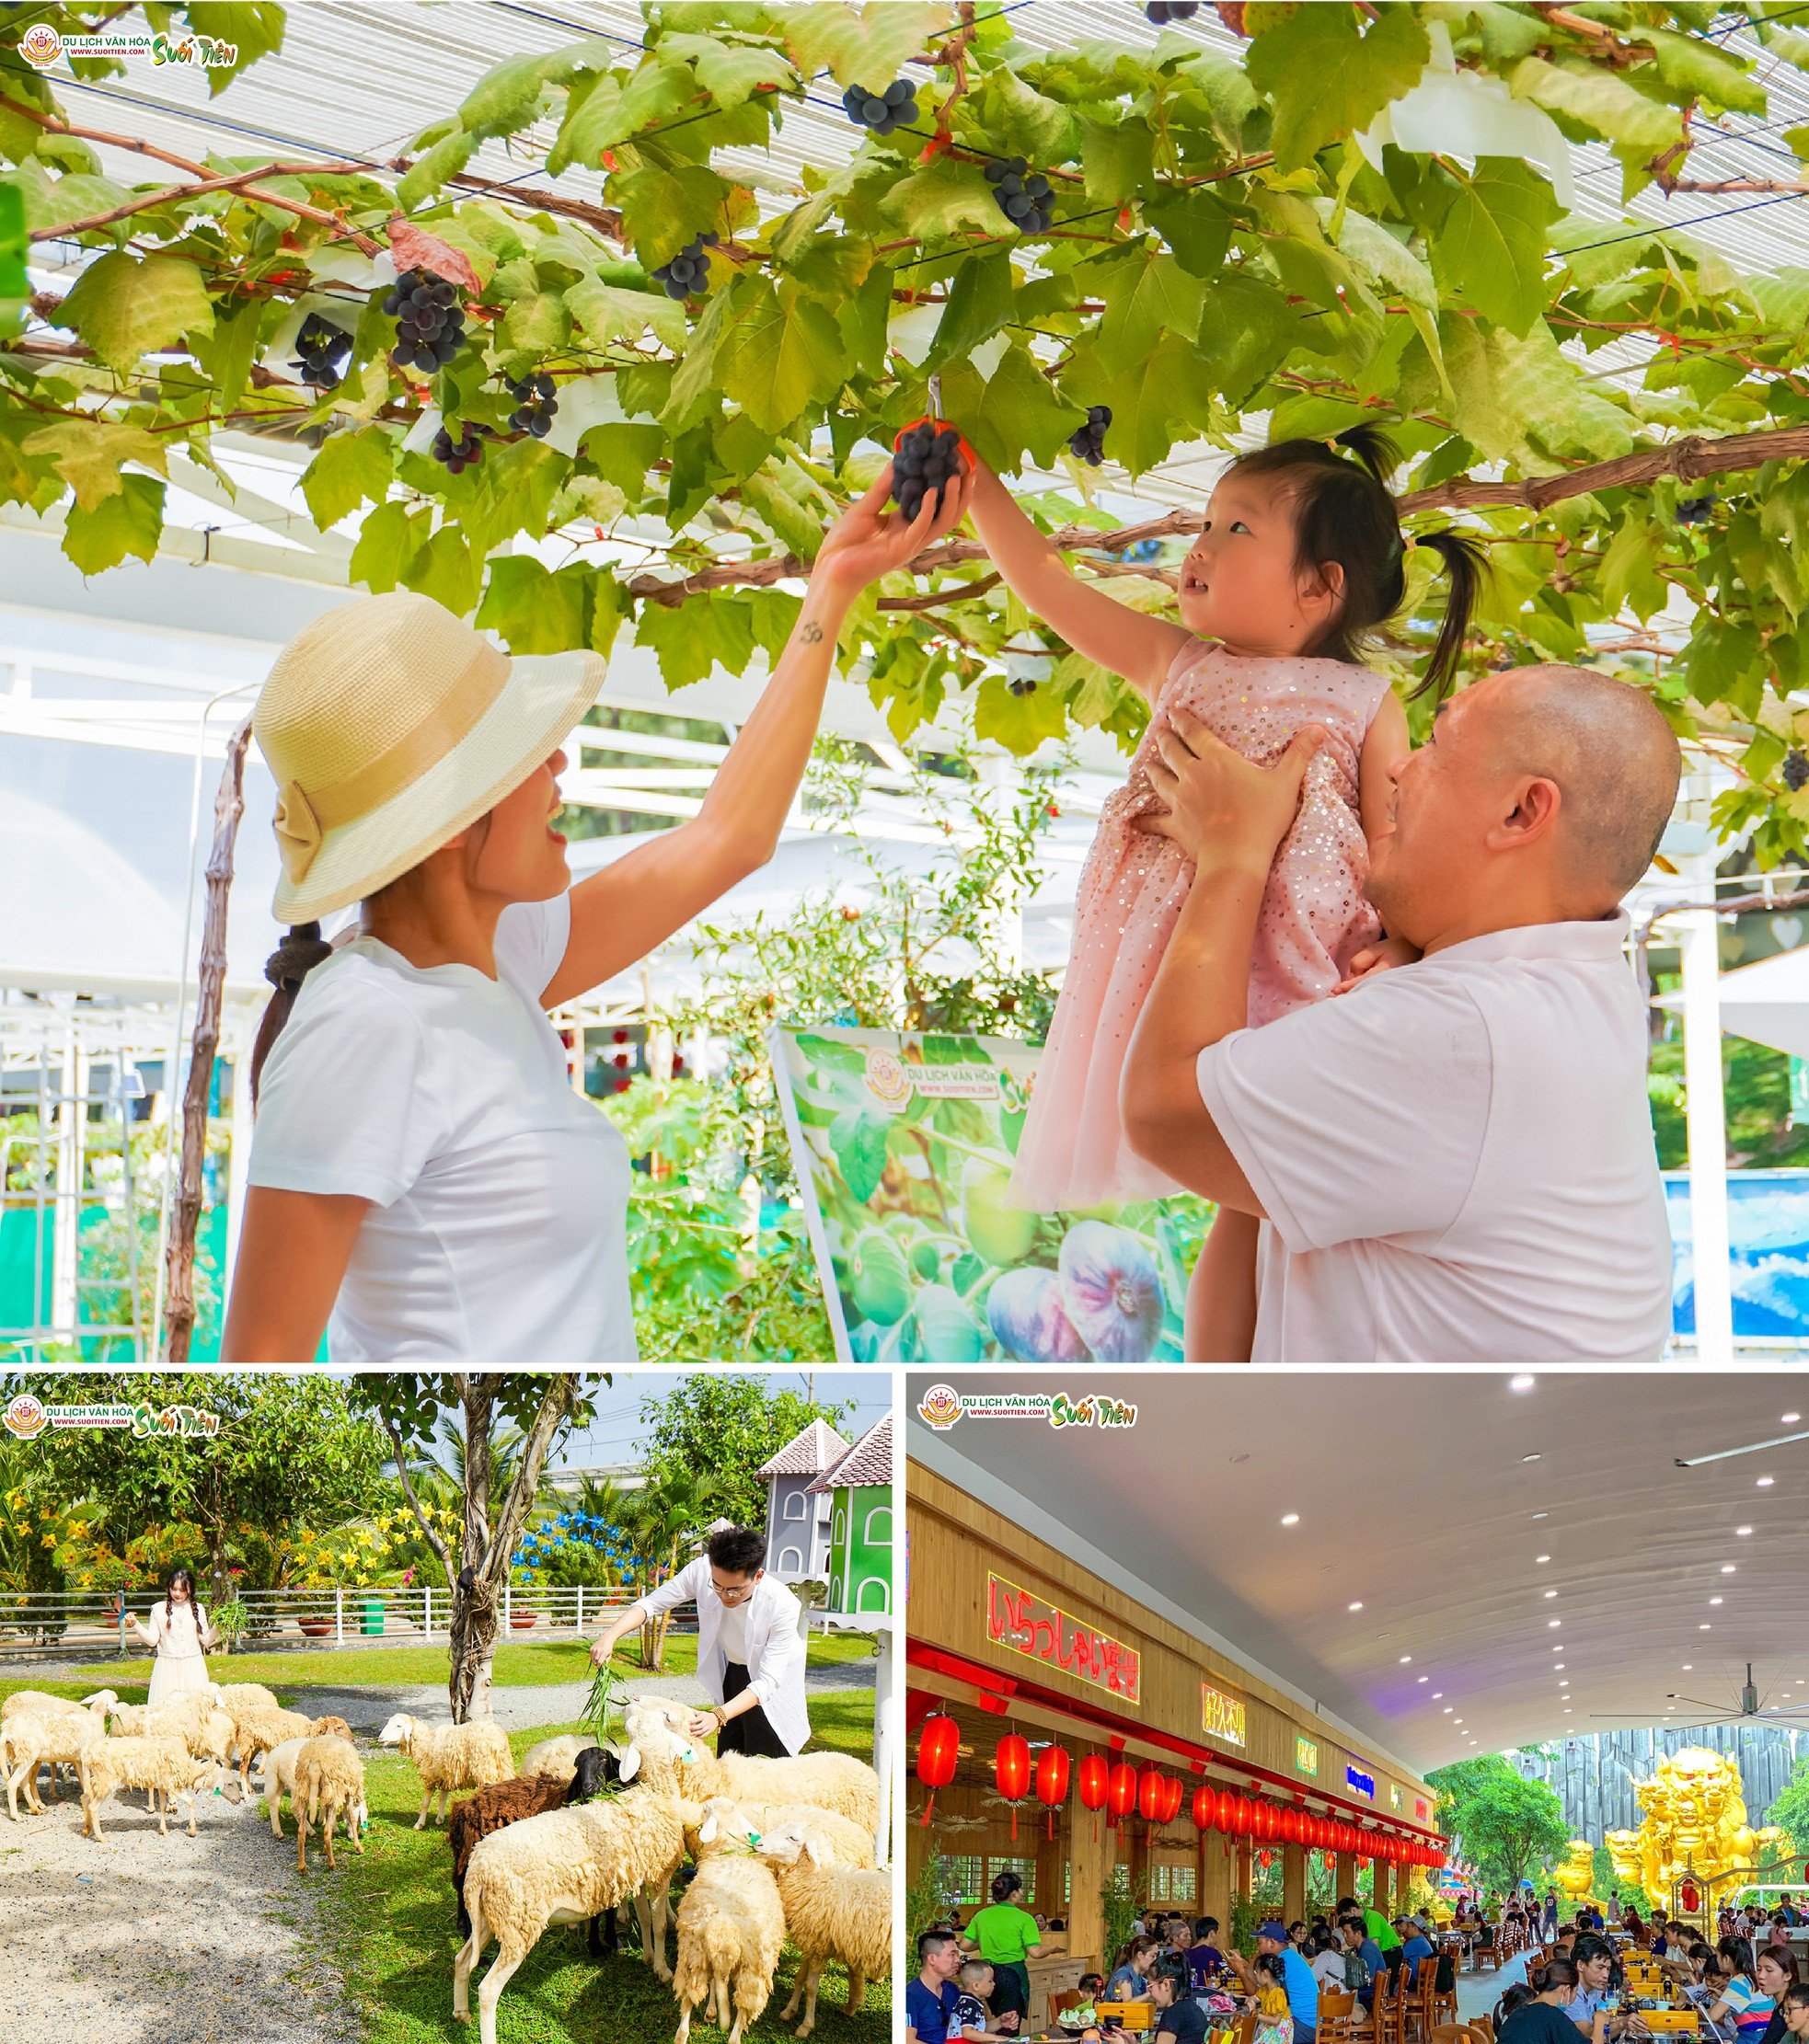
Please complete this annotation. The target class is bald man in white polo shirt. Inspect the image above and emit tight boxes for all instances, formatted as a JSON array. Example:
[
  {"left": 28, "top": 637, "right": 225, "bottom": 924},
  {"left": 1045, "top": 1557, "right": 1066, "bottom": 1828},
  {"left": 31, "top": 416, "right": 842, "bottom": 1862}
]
[{"left": 1121, "top": 663, "right": 1680, "bottom": 1363}]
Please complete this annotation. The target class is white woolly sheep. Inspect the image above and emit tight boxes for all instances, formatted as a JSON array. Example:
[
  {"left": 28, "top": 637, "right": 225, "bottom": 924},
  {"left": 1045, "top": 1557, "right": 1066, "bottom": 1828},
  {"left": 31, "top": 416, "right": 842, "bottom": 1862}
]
[
  {"left": 78, "top": 1734, "right": 245, "bottom": 1839},
  {"left": 454, "top": 1788, "right": 702, "bottom": 2044},
  {"left": 214, "top": 1682, "right": 280, "bottom": 1713},
  {"left": 232, "top": 1705, "right": 353, "bottom": 1786},
  {"left": 519, "top": 1733, "right": 596, "bottom": 1783},
  {"left": 102, "top": 1688, "right": 219, "bottom": 1738},
  {"left": 672, "top": 1808, "right": 787, "bottom": 2044},
  {"left": 294, "top": 1735, "right": 366, "bottom": 1873},
  {"left": 1, "top": 1689, "right": 110, "bottom": 1727},
  {"left": 4, "top": 1704, "right": 106, "bottom": 1819},
  {"left": 621, "top": 1698, "right": 880, "bottom": 1835},
  {"left": 694, "top": 1795, "right": 876, "bottom": 1870},
  {"left": 255, "top": 1736, "right": 309, "bottom": 1837},
  {"left": 754, "top": 1825, "right": 892, "bottom": 2038},
  {"left": 379, "top": 1713, "right": 513, "bottom": 1829}
]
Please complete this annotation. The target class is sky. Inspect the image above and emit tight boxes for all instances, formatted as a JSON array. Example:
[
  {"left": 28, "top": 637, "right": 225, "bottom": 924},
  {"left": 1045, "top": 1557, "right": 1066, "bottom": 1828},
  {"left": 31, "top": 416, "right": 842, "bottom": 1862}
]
[{"left": 544, "top": 1372, "right": 892, "bottom": 1475}]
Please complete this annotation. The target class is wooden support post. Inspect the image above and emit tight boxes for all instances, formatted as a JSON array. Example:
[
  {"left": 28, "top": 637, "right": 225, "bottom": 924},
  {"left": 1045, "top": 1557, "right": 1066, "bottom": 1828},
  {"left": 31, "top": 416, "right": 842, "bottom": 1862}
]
[{"left": 1284, "top": 1840, "right": 1307, "bottom": 1926}]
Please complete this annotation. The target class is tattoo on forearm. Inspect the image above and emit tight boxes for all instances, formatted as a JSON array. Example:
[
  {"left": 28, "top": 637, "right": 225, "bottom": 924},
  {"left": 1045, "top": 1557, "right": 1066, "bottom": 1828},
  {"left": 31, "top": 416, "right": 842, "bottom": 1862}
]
[{"left": 801, "top": 618, "right": 824, "bottom": 643}]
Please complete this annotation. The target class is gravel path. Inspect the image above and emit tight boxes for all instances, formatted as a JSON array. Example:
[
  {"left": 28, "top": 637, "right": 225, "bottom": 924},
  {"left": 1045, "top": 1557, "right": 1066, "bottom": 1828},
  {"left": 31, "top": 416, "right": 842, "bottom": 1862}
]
[{"left": 0, "top": 1786, "right": 357, "bottom": 2044}]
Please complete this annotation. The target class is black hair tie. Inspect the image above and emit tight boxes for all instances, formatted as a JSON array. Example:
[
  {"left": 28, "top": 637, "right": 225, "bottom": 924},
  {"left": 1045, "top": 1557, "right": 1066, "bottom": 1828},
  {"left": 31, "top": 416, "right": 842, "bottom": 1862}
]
[{"left": 265, "top": 921, "right": 333, "bottom": 993}]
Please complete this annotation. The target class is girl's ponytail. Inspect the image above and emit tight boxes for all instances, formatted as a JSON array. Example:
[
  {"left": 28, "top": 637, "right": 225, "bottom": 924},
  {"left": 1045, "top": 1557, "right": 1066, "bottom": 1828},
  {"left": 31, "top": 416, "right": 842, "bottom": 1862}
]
[
  {"left": 249, "top": 922, "right": 334, "bottom": 1106},
  {"left": 1411, "top": 527, "right": 1488, "bottom": 704}
]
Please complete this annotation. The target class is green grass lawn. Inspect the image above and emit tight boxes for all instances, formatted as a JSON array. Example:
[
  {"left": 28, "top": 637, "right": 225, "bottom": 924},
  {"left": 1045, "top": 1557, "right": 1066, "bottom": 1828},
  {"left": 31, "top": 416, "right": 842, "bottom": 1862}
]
[
  {"left": 319, "top": 1705, "right": 887, "bottom": 2044},
  {"left": 0, "top": 1628, "right": 877, "bottom": 1702}
]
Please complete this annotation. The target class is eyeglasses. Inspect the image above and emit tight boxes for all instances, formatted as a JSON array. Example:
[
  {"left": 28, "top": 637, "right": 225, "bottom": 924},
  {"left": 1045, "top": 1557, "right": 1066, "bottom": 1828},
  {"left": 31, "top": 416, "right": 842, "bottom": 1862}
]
[{"left": 710, "top": 1578, "right": 755, "bottom": 1603}]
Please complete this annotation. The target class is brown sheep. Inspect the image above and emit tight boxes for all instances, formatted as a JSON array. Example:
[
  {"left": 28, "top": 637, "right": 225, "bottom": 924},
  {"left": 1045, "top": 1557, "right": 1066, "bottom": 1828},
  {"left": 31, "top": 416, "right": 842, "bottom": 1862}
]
[{"left": 448, "top": 1744, "right": 620, "bottom": 1945}]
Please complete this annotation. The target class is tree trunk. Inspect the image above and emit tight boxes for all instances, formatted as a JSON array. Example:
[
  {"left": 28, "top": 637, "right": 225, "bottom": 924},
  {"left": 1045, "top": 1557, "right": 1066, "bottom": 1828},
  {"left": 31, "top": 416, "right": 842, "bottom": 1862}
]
[
  {"left": 449, "top": 1573, "right": 498, "bottom": 1723},
  {"left": 163, "top": 717, "right": 252, "bottom": 1362}
]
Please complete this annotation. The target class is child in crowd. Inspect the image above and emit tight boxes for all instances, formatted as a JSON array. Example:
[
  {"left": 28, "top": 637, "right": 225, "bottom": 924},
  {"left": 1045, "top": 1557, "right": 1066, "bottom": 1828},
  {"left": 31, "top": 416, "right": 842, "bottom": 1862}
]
[
  {"left": 1251, "top": 1953, "right": 1296, "bottom": 2044},
  {"left": 962, "top": 430, "right": 1481, "bottom": 1357},
  {"left": 954, "top": 1959, "right": 1015, "bottom": 2042}
]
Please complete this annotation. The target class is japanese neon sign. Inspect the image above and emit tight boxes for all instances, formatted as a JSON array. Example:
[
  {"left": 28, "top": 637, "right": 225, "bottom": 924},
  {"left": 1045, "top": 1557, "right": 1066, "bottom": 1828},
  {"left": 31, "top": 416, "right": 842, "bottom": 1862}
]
[
  {"left": 1202, "top": 1682, "right": 1248, "bottom": 1747},
  {"left": 985, "top": 1572, "right": 1142, "bottom": 1703}
]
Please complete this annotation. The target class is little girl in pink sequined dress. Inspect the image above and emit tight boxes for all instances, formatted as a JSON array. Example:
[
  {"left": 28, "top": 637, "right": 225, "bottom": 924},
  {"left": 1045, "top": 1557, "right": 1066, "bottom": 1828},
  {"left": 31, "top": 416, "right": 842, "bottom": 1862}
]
[{"left": 962, "top": 426, "right": 1481, "bottom": 1357}]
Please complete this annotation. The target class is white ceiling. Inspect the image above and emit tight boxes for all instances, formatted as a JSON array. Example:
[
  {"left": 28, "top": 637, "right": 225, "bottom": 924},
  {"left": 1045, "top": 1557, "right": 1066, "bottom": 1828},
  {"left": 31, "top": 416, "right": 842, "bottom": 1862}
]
[{"left": 907, "top": 1369, "right": 1809, "bottom": 1774}]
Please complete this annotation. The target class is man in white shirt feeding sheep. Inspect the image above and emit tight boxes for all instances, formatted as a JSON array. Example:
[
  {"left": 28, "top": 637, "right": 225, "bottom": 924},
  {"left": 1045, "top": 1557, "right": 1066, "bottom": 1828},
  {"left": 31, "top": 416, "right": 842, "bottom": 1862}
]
[{"left": 587, "top": 1523, "right": 809, "bottom": 1758}]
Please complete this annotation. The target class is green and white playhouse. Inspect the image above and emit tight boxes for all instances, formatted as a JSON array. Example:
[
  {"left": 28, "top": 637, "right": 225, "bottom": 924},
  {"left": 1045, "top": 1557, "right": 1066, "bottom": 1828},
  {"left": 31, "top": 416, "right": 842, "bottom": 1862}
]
[{"left": 812, "top": 1411, "right": 893, "bottom": 1615}]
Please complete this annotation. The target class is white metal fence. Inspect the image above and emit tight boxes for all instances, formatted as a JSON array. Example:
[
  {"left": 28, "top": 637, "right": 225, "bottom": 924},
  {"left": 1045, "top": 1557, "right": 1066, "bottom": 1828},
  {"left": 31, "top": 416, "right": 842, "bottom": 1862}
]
[{"left": 0, "top": 1584, "right": 694, "bottom": 1663}]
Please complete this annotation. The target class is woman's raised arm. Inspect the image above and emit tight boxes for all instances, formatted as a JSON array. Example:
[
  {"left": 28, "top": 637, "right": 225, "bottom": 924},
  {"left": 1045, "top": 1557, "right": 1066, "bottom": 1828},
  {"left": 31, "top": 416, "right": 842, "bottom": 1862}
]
[{"left": 543, "top": 463, "right": 972, "bottom": 1006}]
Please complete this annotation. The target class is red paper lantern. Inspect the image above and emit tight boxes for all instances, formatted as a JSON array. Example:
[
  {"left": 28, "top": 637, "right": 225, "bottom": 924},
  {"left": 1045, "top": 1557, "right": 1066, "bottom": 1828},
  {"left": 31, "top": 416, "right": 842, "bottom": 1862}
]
[
  {"left": 1215, "top": 1788, "right": 1237, "bottom": 1832},
  {"left": 1078, "top": 1753, "right": 1110, "bottom": 1843},
  {"left": 1259, "top": 1802, "right": 1281, "bottom": 1843},
  {"left": 916, "top": 1714, "right": 959, "bottom": 1826},
  {"left": 1229, "top": 1794, "right": 1251, "bottom": 1835},
  {"left": 1139, "top": 1765, "right": 1166, "bottom": 1823},
  {"left": 1034, "top": 1746, "right": 1070, "bottom": 1840},
  {"left": 997, "top": 1734, "right": 1031, "bottom": 1840},
  {"left": 1108, "top": 1760, "right": 1138, "bottom": 1827},
  {"left": 1193, "top": 1786, "right": 1216, "bottom": 1832},
  {"left": 1161, "top": 1774, "right": 1185, "bottom": 1824},
  {"left": 1258, "top": 1848, "right": 1274, "bottom": 1871},
  {"left": 1680, "top": 1879, "right": 1700, "bottom": 1913}
]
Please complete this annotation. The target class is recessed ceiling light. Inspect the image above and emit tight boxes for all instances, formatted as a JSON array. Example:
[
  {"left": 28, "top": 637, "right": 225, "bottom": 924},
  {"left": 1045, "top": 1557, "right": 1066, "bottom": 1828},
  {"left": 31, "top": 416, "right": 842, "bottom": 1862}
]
[
  {"left": 1418, "top": 1676, "right": 1428, "bottom": 1684},
  {"left": 1432, "top": 1692, "right": 1443, "bottom": 1699},
  {"left": 1722, "top": 1565, "right": 1736, "bottom": 1574},
  {"left": 1532, "top": 1512, "right": 1548, "bottom": 1520},
  {"left": 1710, "top": 1597, "right": 1723, "bottom": 1605},
  {"left": 1400, "top": 1656, "right": 1412, "bottom": 1664},
  {"left": 1453, "top": 1718, "right": 1464, "bottom": 1725},
  {"left": 1555, "top": 1664, "right": 1566, "bottom": 1671},
  {"left": 1700, "top": 1624, "right": 1711, "bottom": 1630},
  {"left": 1443, "top": 1707, "right": 1453, "bottom": 1714},
  {"left": 1784, "top": 1413, "right": 1801, "bottom": 1424},
  {"left": 1683, "top": 1665, "right": 1693, "bottom": 1671},
  {"left": 1281, "top": 1513, "right": 1300, "bottom": 1526},
  {"left": 1737, "top": 1526, "right": 1753, "bottom": 1536},
  {"left": 1348, "top": 1602, "right": 1364, "bottom": 1612},
  {"left": 1559, "top": 1681, "right": 1569, "bottom": 1688},
  {"left": 1563, "top": 1708, "right": 1573, "bottom": 1715},
  {"left": 1537, "top": 1555, "right": 1551, "bottom": 1564},
  {"left": 1523, "top": 1453, "right": 1541, "bottom": 1462},
  {"left": 1544, "top": 1590, "right": 1558, "bottom": 1599},
  {"left": 1549, "top": 1620, "right": 1561, "bottom": 1628},
  {"left": 1551, "top": 1645, "right": 1562, "bottom": 1653},
  {"left": 1758, "top": 1476, "right": 1775, "bottom": 1487},
  {"left": 1510, "top": 1375, "right": 1536, "bottom": 1392}
]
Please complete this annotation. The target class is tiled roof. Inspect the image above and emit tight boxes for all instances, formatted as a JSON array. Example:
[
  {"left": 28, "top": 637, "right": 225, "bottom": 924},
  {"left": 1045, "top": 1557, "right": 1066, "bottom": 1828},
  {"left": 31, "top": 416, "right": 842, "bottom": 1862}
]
[
  {"left": 755, "top": 1418, "right": 849, "bottom": 1479},
  {"left": 810, "top": 1412, "right": 893, "bottom": 1493}
]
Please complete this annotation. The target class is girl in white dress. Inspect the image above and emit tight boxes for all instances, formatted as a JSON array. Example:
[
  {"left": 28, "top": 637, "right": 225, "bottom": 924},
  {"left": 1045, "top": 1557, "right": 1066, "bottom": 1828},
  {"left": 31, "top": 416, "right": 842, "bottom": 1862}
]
[{"left": 124, "top": 1566, "right": 219, "bottom": 1707}]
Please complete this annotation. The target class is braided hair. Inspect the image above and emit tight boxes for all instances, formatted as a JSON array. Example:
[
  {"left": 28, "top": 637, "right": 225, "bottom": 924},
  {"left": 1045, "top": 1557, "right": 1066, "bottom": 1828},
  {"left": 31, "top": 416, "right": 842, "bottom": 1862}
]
[
  {"left": 249, "top": 921, "right": 335, "bottom": 1105},
  {"left": 1227, "top": 423, "right": 1486, "bottom": 702}
]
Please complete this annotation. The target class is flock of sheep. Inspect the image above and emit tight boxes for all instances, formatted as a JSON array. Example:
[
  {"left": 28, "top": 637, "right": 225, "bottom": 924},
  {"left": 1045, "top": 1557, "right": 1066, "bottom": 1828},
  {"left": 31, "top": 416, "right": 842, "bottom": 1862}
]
[{"left": 1, "top": 1684, "right": 892, "bottom": 2044}]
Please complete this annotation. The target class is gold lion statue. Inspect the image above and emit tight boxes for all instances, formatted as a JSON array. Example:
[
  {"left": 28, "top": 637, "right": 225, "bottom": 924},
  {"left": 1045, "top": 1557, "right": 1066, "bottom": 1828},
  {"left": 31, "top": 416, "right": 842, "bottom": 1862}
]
[
  {"left": 1552, "top": 1841, "right": 1597, "bottom": 1902},
  {"left": 1603, "top": 1748, "right": 1789, "bottom": 1910}
]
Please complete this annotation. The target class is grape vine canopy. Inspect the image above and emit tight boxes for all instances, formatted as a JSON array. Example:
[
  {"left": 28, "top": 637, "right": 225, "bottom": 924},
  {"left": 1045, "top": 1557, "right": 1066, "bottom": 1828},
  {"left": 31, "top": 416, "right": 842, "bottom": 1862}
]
[{"left": 10, "top": 1, "right": 1809, "bottom": 855}]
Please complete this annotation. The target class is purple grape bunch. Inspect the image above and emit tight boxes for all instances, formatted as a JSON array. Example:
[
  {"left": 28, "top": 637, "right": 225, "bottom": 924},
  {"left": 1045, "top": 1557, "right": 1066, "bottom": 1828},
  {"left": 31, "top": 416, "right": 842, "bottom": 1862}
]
[
  {"left": 651, "top": 233, "right": 719, "bottom": 302},
  {"left": 431, "top": 420, "right": 486, "bottom": 476},
  {"left": 1069, "top": 404, "right": 1111, "bottom": 465},
  {"left": 1785, "top": 748, "right": 1809, "bottom": 794},
  {"left": 292, "top": 313, "right": 352, "bottom": 391},
  {"left": 984, "top": 155, "right": 1054, "bottom": 235},
  {"left": 1146, "top": 1, "right": 1201, "bottom": 19},
  {"left": 507, "top": 372, "right": 558, "bottom": 439},
  {"left": 384, "top": 269, "right": 464, "bottom": 376},
  {"left": 890, "top": 420, "right": 968, "bottom": 522},
  {"left": 1676, "top": 493, "right": 1716, "bottom": 524},
  {"left": 842, "top": 78, "right": 919, "bottom": 135}
]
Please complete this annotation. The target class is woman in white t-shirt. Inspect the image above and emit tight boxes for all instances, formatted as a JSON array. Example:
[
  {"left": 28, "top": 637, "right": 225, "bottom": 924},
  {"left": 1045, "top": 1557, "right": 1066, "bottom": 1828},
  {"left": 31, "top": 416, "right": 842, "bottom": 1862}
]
[{"left": 223, "top": 463, "right": 971, "bottom": 1362}]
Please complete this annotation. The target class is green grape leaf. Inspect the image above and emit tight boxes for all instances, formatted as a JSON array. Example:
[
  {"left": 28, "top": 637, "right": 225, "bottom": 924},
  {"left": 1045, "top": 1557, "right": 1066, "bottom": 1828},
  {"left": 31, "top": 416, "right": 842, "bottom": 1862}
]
[
  {"left": 1422, "top": 158, "right": 1561, "bottom": 339},
  {"left": 59, "top": 251, "right": 213, "bottom": 373},
  {"left": 299, "top": 428, "right": 396, "bottom": 532},
  {"left": 477, "top": 555, "right": 592, "bottom": 650},
  {"left": 62, "top": 473, "right": 164, "bottom": 574},
  {"left": 716, "top": 281, "right": 845, "bottom": 434},
  {"left": 1245, "top": 4, "right": 1431, "bottom": 175}
]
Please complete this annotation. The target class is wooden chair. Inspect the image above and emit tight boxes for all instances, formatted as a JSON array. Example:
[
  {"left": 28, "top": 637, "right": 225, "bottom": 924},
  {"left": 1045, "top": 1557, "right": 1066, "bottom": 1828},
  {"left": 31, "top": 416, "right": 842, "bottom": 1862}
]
[
  {"left": 1319, "top": 1991, "right": 1359, "bottom": 2044},
  {"left": 1471, "top": 1929, "right": 1500, "bottom": 1974},
  {"left": 1373, "top": 1964, "right": 1405, "bottom": 2044},
  {"left": 1430, "top": 1954, "right": 1459, "bottom": 2030},
  {"left": 1402, "top": 1963, "right": 1440, "bottom": 2042},
  {"left": 1468, "top": 2017, "right": 1495, "bottom": 2044}
]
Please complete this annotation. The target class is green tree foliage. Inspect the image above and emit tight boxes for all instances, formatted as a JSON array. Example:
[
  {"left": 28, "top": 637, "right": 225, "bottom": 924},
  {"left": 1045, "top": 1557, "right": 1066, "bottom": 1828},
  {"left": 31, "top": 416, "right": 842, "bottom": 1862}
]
[
  {"left": 1429, "top": 1754, "right": 1571, "bottom": 1894},
  {"left": 636, "top": 1372, "right": 857, "bottom": 1528},
  {"left": 12, "top": 5, "right": 1809, "bottom": 844},
  {"left": 1766, "top": 1754, "right": 1809, "bottom": 1862},
  {"left": 351, "top": 1373, "right": 599, "bottom": 1717},
  {"left": 22, "top": 1370, "right": 385, "bottom": 1604}
]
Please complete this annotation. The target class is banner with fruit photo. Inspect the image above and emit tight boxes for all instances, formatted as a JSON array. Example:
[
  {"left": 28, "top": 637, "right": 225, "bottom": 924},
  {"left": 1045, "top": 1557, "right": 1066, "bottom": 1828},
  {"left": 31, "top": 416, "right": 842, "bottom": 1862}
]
[{"left": 770, "top": 1024, "right": 1199, "bottom": 1364}]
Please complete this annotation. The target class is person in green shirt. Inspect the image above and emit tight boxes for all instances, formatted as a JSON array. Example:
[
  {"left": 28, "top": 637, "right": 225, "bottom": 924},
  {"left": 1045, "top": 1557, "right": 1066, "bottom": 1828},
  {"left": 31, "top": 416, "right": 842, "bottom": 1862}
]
[
  {"left": 964, "top": 1871, "right": 1043, "bottom": 2032},
  {"left": 1339, "top": 1895, "right": 1402, "bottom": 1954}
]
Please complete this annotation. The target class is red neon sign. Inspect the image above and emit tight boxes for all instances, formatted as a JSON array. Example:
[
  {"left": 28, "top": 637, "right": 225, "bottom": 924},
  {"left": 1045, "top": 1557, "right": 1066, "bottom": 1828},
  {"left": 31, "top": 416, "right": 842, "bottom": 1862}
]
[{"left": 986, "top": 1571, "right": 1143, "bottom": 1703}]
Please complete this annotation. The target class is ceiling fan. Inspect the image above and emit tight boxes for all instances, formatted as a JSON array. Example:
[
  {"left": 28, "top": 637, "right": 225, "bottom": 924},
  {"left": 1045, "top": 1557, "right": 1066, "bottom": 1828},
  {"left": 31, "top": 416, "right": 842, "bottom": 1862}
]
[{"left": 1586, "top": 1664, "right": 1809, "bottom": 1725}]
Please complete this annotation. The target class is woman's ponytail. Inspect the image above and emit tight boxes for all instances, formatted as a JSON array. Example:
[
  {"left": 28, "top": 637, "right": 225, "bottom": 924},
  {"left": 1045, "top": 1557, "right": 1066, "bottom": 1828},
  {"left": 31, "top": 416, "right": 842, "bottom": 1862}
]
[{"left": 249, "top": 922, "right": 334, "bottom": 1106}]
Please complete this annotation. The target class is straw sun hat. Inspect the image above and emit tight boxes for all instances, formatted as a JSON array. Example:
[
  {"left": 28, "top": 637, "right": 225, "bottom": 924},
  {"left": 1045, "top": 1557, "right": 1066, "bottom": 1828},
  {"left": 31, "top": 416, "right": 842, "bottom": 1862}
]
[{"left": 254, "top": 590, "right": 604, "bottom": 924}]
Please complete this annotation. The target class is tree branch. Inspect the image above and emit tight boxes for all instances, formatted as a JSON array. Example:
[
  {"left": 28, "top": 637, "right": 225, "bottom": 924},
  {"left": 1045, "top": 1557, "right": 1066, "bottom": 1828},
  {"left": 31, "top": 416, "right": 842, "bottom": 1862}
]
[
  {"left": 0, "top": 96, "right": 382, "bottom": 251},
  {"left": 380, "top": 1405, "right": 455, "bottom": 1592},
  {"left": 32, "top": 161, "right": 371, "bottom": 244}
]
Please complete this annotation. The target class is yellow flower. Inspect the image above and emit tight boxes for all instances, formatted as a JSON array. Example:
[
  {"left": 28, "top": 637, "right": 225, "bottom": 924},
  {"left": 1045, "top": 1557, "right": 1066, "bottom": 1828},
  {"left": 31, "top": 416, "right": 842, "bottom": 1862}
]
[{"left": 40, "top": 1533, "right": 56, "bottom": 1548}]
